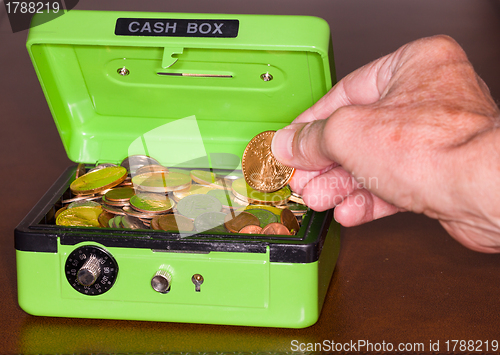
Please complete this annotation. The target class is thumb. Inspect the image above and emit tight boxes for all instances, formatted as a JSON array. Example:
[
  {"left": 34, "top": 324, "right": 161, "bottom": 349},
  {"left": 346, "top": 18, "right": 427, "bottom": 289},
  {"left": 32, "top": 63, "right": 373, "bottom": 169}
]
[{"left": 271, "top": 120, "right": 336, "bottom": 171}]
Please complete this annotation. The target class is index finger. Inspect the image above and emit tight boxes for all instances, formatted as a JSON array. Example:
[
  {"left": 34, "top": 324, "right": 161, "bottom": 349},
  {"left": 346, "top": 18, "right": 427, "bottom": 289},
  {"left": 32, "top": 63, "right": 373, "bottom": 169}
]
[{"left": 293, "top": 48, "right": 404, "bottom": 124}]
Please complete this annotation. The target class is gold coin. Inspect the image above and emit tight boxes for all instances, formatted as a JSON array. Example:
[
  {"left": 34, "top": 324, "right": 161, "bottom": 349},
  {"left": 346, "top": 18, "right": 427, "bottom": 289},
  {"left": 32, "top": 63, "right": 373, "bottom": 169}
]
[
  {"left": 280, "top": 208, "right": 300, "bottom": 235},
  {"left": 232, "top": 178, "right": 290, "bottom": 206},
  {"left": 70, "top": 166, "right": 127, "bottom": 195},
  {"left": 54, "top": 206, "right": 67, "bottom": 220},
  {"left": 129, "top": 193, "right": 174, "bottom": 214},
  {"left": 242, "top": 131, "right": 295, "bottom": 192},
  {"left": 132, "top": 172, "right": 191, "bottom": 193},
  {"left": 56, "top": 206, "right": 103, "bottom": 227}
]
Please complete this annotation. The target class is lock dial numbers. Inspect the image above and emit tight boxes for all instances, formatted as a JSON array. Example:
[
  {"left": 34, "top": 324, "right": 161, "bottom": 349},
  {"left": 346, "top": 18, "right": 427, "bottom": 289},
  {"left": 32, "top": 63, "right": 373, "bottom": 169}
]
[{"left": 65, "top": 246, "right": 118, "bottom": 295}]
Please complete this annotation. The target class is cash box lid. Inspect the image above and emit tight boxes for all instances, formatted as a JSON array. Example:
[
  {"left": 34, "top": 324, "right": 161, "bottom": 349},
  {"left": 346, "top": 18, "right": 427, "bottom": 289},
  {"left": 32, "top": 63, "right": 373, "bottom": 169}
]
[{"left": 27, "top": 10, "right": 334, "bottom": 168}]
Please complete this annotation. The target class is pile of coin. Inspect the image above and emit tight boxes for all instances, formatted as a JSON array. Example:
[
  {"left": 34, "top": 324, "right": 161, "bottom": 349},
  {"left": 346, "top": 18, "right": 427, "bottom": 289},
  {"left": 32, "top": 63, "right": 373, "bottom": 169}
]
[{"left": 54, "top": 154, "right": 307, "bottom": 235}]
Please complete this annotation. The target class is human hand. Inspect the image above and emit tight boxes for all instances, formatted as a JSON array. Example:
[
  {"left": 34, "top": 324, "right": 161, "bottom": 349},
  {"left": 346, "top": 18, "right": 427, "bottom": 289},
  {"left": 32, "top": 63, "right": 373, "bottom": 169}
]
[{"left": 271, "top": 35, "right": 500, "bottom": 253}]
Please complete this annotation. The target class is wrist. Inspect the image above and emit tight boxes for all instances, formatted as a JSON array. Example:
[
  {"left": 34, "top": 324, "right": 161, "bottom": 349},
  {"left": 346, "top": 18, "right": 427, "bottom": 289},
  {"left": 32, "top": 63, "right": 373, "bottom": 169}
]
[{"left": 441, "top": 125, "right": 500, "bottom": 250}]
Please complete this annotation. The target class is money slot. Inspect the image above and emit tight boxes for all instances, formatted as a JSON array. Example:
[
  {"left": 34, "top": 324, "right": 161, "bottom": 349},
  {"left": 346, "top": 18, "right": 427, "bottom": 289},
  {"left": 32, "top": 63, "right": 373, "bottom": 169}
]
[{"left": 157, "top": 72, "right": 233, "bottom": 78}]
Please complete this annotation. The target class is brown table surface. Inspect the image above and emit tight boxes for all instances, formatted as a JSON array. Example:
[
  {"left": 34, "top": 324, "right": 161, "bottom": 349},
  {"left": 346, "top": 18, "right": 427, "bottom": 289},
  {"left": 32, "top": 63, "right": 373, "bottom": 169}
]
[{"left": 2, "top": 1, "right": 500, "bottom": 354}]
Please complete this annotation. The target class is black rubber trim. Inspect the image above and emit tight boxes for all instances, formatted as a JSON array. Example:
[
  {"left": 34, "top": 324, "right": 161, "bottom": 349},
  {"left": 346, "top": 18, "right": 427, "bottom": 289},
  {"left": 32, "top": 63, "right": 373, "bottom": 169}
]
[
  {"left": 14, "top": 166, "right": 334, "bottom": 263},
  {"left": 14, "top": 166, "right": 75, "bottom": 253}
]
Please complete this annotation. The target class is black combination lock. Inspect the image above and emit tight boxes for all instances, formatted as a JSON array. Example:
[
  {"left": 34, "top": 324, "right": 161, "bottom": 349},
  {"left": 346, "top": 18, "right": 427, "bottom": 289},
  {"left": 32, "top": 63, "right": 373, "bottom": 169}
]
[{"left": 65, "top": 245, "right": 118, "bottom": 295}]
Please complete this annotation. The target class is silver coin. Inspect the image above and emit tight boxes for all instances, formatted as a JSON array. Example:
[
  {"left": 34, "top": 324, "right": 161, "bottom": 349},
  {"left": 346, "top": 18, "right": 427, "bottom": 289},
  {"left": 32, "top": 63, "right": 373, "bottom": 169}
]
[
  {"left": 176, "top": 194, "right": 222, "bottom": 219},
  {"left": 215, "top": 172, "right": 243, "bottom": 182},
  {"left": 87, "top": 163, "right": 118, "bottom": 174},
  {"left": 110, "top": 215, "right": 123, "bottom": 228},
  {"left": 122, "top": 206, "right": 156, "bottom": 219},
  {"left": 120, "top": 155, "right": 160, "bottom": 175},
  {"left": 61, "top": 194, "right": 100, "bottom": 204},
  {"left": 194, "top": 212, "right": 227, "bottom": 233},
  {"left": 102, "top": 204, "right": 127, "bottom": 215},
  {"left": 121, "top": 215, "right": 147, "bottom": 230},
  {"left": 87, "top": 163, "right": 117, "bottom": 174}
]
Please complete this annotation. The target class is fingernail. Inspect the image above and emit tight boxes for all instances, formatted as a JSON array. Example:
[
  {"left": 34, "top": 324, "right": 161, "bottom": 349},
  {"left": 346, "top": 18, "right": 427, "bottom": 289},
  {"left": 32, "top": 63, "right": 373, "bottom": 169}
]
[{"left": 271, "top": 128, "right": 295, "bottom": 163}]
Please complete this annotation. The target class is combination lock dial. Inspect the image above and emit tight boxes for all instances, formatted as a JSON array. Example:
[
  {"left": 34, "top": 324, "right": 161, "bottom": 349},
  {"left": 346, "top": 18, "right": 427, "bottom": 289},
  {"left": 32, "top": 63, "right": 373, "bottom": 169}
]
[{"left": 65, "top": 245, "right": 118, "bottom": 295}]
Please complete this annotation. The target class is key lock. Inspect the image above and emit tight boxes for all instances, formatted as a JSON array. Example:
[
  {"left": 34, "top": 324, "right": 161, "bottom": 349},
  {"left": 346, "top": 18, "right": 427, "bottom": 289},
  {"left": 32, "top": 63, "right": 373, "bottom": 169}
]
[
  {"left": 192, "top": 274, "right": 204, "bottom": 292},
  {"left": 151, "top": 268, "right": 204, "bottom": 293}
]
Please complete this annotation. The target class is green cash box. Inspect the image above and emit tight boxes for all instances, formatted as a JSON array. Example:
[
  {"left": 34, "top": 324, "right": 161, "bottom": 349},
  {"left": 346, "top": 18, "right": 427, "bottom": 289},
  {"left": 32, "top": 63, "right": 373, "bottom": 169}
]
[{"left": 15, "top": 10, "right": 340, "bottom": 328}]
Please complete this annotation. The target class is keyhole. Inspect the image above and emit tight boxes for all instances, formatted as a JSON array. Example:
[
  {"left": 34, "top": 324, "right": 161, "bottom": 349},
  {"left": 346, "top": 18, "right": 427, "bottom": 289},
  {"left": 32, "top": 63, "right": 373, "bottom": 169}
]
[
  {"left": 260, "top": 72, "right": 273, "bottom": 81},
  {"left": 192, "top": 274, "right": 204, "bottom": 292},
  {"left": 117, "top": 67, "right": 130, "bottom": 76}
]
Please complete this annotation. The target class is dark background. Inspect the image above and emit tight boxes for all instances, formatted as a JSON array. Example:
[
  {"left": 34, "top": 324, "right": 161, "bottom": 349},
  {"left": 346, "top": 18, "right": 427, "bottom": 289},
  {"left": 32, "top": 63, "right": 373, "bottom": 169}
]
[{"left": 1, "top": 1, "right": 500, "bottom": 353}]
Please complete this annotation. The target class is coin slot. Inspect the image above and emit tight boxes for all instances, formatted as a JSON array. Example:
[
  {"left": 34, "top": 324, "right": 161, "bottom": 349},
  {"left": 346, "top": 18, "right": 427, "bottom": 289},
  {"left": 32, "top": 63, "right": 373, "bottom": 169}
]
[
  {"left": 157, "top": 72, "right": 233, "bottom": 78},
  {"left": 192, "top": 274, "right": 204, "bottom": 292}
]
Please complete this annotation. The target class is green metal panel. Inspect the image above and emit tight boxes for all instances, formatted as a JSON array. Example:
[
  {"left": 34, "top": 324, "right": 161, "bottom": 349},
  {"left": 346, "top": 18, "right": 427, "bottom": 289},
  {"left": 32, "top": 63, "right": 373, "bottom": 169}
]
[{"left": 16, "top": 221, "right": 340, "bottom": 328}]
